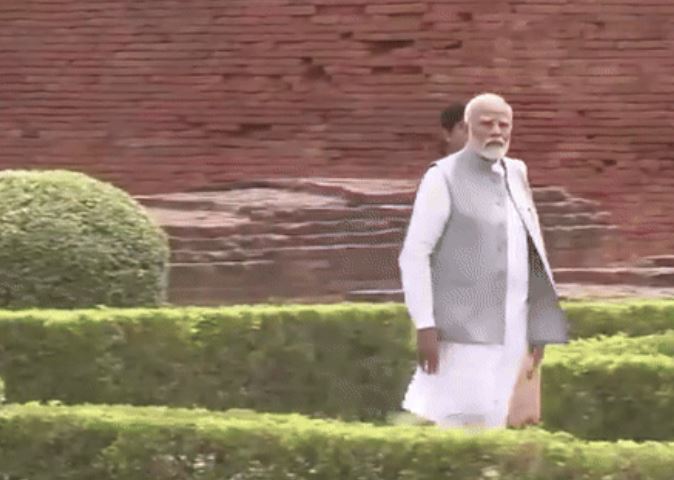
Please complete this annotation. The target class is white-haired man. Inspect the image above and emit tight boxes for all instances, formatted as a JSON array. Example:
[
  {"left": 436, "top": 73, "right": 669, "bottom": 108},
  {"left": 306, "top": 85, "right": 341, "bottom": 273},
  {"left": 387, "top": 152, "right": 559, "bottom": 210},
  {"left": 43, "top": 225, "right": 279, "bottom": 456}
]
[{"left": 399, "top": 93, "right": 568, "bottom": 428}]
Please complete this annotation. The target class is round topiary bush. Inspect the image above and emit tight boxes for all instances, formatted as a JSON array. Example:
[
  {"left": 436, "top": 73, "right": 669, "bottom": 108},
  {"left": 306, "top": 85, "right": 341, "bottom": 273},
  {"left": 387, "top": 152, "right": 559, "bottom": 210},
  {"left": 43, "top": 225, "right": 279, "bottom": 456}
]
[{"left": 0, "top": 169, "right": 170, "bottom": 308}]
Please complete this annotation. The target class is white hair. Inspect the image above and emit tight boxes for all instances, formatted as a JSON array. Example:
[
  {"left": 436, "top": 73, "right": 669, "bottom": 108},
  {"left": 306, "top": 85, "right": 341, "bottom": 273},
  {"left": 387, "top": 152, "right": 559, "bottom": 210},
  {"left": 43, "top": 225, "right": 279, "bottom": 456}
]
[{"left": 464, "top": 93, "right": 513, "bottom": 123}]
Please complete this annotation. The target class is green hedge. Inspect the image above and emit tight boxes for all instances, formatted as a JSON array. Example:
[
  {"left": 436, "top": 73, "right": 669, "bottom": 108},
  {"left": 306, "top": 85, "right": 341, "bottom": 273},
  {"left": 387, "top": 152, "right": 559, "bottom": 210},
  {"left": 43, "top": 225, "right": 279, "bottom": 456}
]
[
  {"left": 561, "top": 299, "right": 674, "bottom": 338},
  {"left": 542, "top": 349, "right": 674, "bottom": 441},
  {"left": 0, "top": 305, "right": 413, "bottom": 421},
  {"left": 0, "top": 404, "right": 672, "bottom": 479},
  {"left": 561, "top": 330, "right": 674, "bottom": 357},
  {"left": 0, "top": 169, "right": 169, "bottom": 308},
  {"left": 0, "top": 303, "right": 672, "bottom": 440}
]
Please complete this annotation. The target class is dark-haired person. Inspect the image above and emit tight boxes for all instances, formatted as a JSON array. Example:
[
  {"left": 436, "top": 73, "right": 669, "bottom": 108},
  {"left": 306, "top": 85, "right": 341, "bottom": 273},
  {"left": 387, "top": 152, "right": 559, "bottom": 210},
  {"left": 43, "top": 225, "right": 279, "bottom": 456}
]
[{"left": 440, "top": 102, "right": 468, "bottom": 155}]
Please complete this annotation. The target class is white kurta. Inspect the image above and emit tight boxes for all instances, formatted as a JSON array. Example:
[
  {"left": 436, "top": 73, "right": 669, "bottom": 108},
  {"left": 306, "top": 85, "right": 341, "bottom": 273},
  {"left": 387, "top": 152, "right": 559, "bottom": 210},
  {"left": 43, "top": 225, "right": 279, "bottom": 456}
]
[{"left": 398, "top": 159, "right": 530, "bottom": 428}]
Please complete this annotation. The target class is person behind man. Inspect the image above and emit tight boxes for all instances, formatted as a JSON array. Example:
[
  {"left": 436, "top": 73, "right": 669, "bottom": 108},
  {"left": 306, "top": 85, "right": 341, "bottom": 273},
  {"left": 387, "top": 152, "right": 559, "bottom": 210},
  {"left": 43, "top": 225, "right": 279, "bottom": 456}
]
[
  {"left": 439, "top": 102, "right": 468, "bottom": 155},
  {"left": 398, "top": 93, "right": 568, "bottom": 429}
]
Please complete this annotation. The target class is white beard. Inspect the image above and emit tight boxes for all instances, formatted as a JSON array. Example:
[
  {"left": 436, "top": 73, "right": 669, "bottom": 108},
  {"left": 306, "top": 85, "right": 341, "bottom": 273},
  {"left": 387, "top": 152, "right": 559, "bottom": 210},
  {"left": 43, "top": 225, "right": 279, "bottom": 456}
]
[{"left": 479, "top": 142, "right": 509, "bottom": 161}]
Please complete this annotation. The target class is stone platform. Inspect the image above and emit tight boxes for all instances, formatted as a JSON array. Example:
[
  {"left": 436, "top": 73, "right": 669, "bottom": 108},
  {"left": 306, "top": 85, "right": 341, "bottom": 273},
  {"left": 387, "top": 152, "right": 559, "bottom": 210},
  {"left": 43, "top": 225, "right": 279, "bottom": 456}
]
[{"left": 135, "top": 178, "right": 672, "bottom": 306}]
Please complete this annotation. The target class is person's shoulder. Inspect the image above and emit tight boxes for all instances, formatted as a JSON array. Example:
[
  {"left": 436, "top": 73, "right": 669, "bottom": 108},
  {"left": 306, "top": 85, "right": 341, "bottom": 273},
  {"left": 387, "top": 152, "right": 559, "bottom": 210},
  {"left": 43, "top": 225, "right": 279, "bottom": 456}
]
[
  {"left": 415, "top": 154, "right": 455, "bottom": 191},
  {"left": 431, "top": 151, "right": 461, "bottom": 170}
]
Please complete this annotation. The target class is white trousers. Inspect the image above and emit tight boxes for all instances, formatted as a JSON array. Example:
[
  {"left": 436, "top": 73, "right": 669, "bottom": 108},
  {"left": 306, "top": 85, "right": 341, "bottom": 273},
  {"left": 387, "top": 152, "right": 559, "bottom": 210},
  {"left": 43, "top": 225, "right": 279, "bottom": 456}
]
[
  {"left": 401, "top": 294, "right": 529, "bottom": 428},
  {"left": 402, "top": 182, "right": 531, "bottom": 429},
  {"left": 402, "top": 245, "right": 530, "bottom": 427}
]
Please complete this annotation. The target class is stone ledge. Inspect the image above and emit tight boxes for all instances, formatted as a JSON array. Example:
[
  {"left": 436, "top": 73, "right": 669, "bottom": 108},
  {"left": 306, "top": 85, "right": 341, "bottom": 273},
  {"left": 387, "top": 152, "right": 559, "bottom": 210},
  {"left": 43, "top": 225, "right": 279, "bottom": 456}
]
[{"left": 553, "top": 267, "right": 674, "bottom": 287}]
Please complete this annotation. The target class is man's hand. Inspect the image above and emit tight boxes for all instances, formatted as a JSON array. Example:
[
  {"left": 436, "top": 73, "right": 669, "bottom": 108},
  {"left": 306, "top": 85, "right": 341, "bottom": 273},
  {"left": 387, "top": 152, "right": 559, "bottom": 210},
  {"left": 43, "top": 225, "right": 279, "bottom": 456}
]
[
  {"left": 417, "top": 327, "right": 440, "bottom": 374},
  {"left": 527, "top": 344, "right": 545, "bottom": 379}
]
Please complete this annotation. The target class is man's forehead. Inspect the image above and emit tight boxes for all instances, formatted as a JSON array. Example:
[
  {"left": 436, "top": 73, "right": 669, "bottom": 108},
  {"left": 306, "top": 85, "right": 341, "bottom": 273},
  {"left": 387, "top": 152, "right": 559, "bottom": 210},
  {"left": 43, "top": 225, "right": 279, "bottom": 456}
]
[
  {"left": 475, "top": 105, "right": 512, "bottom": 120},
  {"left": 477, "top": 111, "right": 511, "bottom": 119}
]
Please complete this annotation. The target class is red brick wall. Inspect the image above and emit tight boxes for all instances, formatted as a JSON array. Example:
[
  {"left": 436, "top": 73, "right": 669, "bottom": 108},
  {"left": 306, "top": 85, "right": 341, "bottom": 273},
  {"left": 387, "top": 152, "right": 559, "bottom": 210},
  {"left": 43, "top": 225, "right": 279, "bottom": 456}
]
[{"left": 1, "top": 1, "right": 673, "bottom": 260}]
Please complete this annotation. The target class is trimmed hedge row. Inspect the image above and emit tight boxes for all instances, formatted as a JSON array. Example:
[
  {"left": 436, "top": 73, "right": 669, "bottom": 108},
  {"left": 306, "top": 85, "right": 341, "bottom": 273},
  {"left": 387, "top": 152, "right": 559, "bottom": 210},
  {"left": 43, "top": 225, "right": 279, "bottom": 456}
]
[
  {"left": 560, "top": 299, "right": 674, "bottom": 338},
  {"left": 542, "top": 350, "right": 674, "bottom": 441},
  {"left": 0, "top": 404, "right": 672, "bottom": 479},
  {"left": 561, "top": 330, "right": 674, "bottom": 357},
  {"left": 0, "top": 305, "right": 413, "bottom": 422},
  {"left": 0, "top": 302, "right": 672, "bottom": 440}
]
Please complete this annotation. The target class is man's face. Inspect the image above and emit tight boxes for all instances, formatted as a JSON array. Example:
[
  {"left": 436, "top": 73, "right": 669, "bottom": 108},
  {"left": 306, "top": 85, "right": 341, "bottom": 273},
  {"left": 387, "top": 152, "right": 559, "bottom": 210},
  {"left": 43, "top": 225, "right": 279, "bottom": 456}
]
[
  {"left": 443, "top": 121, "right": 468, "bottom": 155},
  {"left": 467, "top": 103, "right": 512, "bottom": 160}
]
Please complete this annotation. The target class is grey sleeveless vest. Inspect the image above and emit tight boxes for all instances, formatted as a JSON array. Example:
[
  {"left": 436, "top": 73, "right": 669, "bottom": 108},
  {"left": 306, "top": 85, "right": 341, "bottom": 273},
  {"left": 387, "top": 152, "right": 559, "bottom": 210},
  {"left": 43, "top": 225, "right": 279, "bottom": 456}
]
[{"left": 428, "top": 148, "right": 568, "bottom": 346}]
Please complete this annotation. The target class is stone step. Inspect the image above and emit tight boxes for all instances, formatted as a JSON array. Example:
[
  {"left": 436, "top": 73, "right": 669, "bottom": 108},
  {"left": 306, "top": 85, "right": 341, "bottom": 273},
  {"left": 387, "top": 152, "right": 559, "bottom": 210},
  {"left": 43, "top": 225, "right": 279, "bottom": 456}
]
[
  {"left": 542, "top": 224, "right": 620, "bottom": 251},
  {"left": 163, "top": 218, "right": 402, "bottom": 239},
  {"left": 169, "top": 235, "right": 280, "bottom": 251},
  {"left": 155, "top": 201, "right": 607, "bottom": 229},
  {"left": 634, "top": 255, "right": 674, "bottom": 268},
  {"left": 244, "top": 206, "right": 607, "bottom": 228},
  {"left": 166, "top": 235, "right": 617, "bottom": 274},
  {"left": 346, "top": 289, "right": 404, "bottom": 303},
  {"left": 168, "top": 286, "right": 276, "bottom": 306},
  {"left": 170, "top": 229, "right": 406, "bottom": 259},
  {"left": 172, "top": 249, "right": 268, "bottom": 263},
  {"left": 139, "top": 184, "right": 572, "bottom": 207},
  {"left": 536, "top": 198, "right": 602, "bottom": 215},
  {"left": 218, "top": 178, "right": 413, "bottom": 205},
  {"left": 168, "top": 244, "right": 402, "bottom": 291},
  {"left": 137, "top": 190, "right": 410, "bottom": 213},
  {"left": 539, "top": 212, "right": 612, "bottom": 227},
  {"left": 269, "top": 244, "right": 401, "bottom": 283},
  {"left": 163, "top": 224, "right": 262, "bottom": 238},
  {"left": 531, "top": 186, "right": 569, "bottom": 203},
  {"left": 168, "top": 226, "right": 620, "bottom": 270},
  {"left": 168, "top": 260, "right": 278, "bottom": 290},
  {"left": 165, "top": 219, "right": 613, "bottom": 244},
  {"left": 140, "top": 179, "right": 633, "bottom": 307},
  {"left": 286, "top": 228, "right": 406, "bottom": 246},
  {"left": 170, "top": 253, "right": 674, "bottom": 306},
  {"left": 139, "top": 187, "right": 592, "bottom": 216},
  {"left": 243, "top": 205, "right": 412, "bottom": 223},
  {"left": 552, "top": 267, "right": 674, "bottom": 287},
  {"left": 137, "top": 195, "right": 221, "bottom": 211},
  {"left": 168, "top": 259, "right": 335, "bottom": 300},
  {"left": 547, "top": 245, "right": 623, "bottom": 269}
]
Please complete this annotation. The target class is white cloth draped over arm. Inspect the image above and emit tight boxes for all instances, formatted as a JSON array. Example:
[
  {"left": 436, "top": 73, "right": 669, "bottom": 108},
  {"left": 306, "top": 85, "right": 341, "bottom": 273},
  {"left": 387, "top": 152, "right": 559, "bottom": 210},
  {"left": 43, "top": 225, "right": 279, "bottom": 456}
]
[{"left": 398, "top": 166, "right": 451, "bottom": 330}]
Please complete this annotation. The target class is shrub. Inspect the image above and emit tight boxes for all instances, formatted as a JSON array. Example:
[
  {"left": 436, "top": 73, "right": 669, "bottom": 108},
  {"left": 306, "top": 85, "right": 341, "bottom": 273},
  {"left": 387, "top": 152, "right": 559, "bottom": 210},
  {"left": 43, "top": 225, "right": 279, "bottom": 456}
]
[
  {"left": 562, "top": 300, "right": 674, "bottom": 338},
  {"left": 0, "top": 304, "right": 672, "bottom": 440},
  {"left": 0, "top": 404, "right": 673, "bottom": 479},
  {"left": 541, "top": 349, "right": 674, "bottom": 441},
  {"left": 561, "top": 330, "right": 674, "bottom": 357},
  {"left": 0, "top": 170, "right": 169, "bottom": 308}
]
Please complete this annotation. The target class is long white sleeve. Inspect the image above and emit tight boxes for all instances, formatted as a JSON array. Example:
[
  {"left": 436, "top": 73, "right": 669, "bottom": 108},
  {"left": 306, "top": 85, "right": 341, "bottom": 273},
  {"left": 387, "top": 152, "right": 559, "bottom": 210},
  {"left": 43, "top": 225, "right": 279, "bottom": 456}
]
[{"left": 398, "top": 166, "right": 451, "bottom": 330}]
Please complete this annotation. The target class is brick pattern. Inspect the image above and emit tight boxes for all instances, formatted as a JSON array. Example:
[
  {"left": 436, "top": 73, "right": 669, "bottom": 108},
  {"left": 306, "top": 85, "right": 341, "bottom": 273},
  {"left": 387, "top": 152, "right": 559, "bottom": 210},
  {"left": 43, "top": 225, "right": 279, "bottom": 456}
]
[{"left": 1, "top": 1, "right": 673, "bottom": 261}]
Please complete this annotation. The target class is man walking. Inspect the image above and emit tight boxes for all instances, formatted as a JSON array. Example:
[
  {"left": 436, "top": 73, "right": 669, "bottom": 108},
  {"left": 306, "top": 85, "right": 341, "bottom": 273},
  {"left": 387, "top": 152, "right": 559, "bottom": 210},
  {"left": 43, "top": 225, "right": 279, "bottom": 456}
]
[{"left": 398, "top": 93, "right": 568, "bottom": 429}]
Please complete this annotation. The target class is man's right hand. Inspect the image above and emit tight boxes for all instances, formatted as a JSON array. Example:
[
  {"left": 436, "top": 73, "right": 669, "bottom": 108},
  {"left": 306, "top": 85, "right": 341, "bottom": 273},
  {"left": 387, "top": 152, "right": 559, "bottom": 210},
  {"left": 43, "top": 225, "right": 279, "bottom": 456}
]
[{"left": 417, "top": 327, "right": 440, "bottom": 374}]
